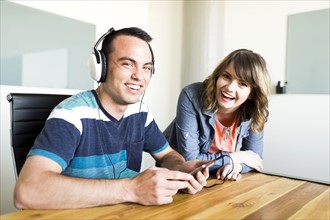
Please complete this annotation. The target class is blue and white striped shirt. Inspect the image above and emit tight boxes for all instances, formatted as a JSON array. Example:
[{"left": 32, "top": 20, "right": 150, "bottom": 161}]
[{"left": 29, "top": 90, "right": 168, "bottom": 179}]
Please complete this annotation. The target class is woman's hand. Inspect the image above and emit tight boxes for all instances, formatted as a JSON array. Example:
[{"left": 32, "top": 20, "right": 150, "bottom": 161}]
[
  {"left": 229, "top": 150, "right": 263, "bottom": 171},
  {"left": 216, "top": 163, "right": 242, "bottom": 181}
]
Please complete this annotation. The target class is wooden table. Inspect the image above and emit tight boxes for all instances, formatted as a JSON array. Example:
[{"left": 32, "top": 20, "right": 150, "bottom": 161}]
[{"left": 1, "top": 173, "right": 329, "bottom": 219}]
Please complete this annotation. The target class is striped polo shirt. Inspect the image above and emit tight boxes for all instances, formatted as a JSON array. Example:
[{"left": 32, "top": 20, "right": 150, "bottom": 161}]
[{"left": 28, "top": 90, "right": 168, "bottom": 179}]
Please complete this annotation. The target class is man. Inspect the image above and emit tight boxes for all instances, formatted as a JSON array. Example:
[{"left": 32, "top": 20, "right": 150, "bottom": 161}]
[{"left": 14, "top": 27, "right": 209, "bottom": 209}]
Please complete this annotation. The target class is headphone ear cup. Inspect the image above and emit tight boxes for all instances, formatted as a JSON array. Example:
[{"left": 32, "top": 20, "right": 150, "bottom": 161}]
[
  {"left": 87, "top": 52, "right": 101, "bottom": 82},
  {"left": 98, "top": 50, "right": 107, "bottom": 82},
  {"left": 87, "top": 50, "right": 107, "bottom": 82}
]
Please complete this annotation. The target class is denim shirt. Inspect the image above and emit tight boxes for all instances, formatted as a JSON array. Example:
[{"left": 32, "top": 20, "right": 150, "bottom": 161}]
[{"left": 163, "top": 82, "right": 264, "bottom": 173}]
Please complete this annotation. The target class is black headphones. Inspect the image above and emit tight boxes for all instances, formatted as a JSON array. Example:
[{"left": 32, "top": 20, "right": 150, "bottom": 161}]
[{"left": 87, "top": 27, "right": 155, "bottom": 83}]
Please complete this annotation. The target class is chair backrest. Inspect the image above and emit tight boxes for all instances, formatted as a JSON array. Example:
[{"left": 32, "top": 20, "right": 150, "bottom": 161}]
[{"left": 7, "top": 93, "right": 71, "bottom": 176}]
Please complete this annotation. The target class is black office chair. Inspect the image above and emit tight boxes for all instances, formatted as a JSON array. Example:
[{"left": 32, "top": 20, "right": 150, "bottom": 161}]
[{"left": 7, "top": 93, "right": 71, "bottom": 177}]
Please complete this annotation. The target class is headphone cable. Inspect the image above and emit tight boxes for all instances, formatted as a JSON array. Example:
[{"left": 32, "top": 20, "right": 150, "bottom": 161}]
[{"left": 204, "top": 152, "right": 235, "bottom": 188}]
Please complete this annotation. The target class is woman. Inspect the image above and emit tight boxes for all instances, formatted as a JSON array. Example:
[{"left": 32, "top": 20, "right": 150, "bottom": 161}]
[{"left": 164, "top": 49, "right": 271, "bottom": 181}]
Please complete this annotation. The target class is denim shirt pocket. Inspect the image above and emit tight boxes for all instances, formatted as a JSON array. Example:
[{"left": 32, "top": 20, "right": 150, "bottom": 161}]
[{"left": 127, "top": 140, "right": 144, "bottom": 172}]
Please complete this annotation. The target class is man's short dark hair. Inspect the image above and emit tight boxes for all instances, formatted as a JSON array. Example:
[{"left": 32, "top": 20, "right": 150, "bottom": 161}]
[{"left": 101, "top": 27, "right": 153, "bottom": 56}]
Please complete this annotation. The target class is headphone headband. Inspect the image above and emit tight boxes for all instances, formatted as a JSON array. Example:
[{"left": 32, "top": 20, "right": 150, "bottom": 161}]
[{"left": 93, "top": 28, "right": 115, "bottom": 63}]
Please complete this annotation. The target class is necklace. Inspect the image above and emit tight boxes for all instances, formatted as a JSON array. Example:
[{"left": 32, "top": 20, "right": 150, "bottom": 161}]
[
  {"left": 215, "top": 110, "right": 239, "bottom": 143},
  {"left": 215, "top": 118, "right": 233, "bottom": 142}
]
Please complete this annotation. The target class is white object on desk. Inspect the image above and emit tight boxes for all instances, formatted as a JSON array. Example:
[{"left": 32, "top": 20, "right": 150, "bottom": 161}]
[{"left": 262, "top": 94, "right": 329, "bottom": 184}]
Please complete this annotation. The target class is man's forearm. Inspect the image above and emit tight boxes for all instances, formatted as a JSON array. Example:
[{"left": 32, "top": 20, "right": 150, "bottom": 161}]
[
  {"left": 14, "top": 172, "right": 133, "bottom": 209},
  {"left": 160, "top": 150, "right": 186, "bottom": 171}
]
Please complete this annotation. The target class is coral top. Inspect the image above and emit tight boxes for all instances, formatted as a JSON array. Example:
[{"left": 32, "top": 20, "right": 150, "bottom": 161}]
[{"left": 208, "top": 115, "right": 240, "bottom": 153}]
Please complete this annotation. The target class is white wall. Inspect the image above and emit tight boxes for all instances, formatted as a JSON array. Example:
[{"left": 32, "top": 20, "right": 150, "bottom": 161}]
[
  {"left": 180, "top": 0, "right": 329, "bottom": 90},
  {"left": 222, "top": 1, "right": 329, "bottom": 90},
  {"left": 180, "top": 1, "right": 225, "bottom": 88}
]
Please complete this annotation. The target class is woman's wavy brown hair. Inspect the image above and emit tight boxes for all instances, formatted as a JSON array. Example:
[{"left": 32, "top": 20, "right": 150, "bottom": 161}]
[{"left": 203, "top": 49, "right": 271, "bottom": 133}]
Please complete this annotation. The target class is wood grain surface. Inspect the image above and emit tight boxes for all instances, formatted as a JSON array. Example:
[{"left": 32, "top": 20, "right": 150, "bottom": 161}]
[{"left": 1, "top": 173, "right": 329, "bottom": 219}]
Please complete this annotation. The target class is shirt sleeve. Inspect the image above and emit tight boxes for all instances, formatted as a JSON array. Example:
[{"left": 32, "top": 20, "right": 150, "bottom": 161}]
[
  {"left": 175, "top": 88, "right": 203, "bottom": 160},
  {"left": 28, "top": 109, "right": 81, "bottom": 170},
  {"left": 143, "top": 111, "right": 169, "bottom": 154},
  {"left": 240, "top": 129, "right": 264, "bottom": 173}
]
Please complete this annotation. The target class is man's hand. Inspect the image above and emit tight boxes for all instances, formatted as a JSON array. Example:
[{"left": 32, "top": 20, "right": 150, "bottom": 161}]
[
  {"left": 152, "top": 147, "right": 210, "bottom": 196},
  {"left": 128, "top": 167, "right": 194, "bottom": 205},
  {"left": 177, "top": 160, "right": 211, "bottom": 194}
]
